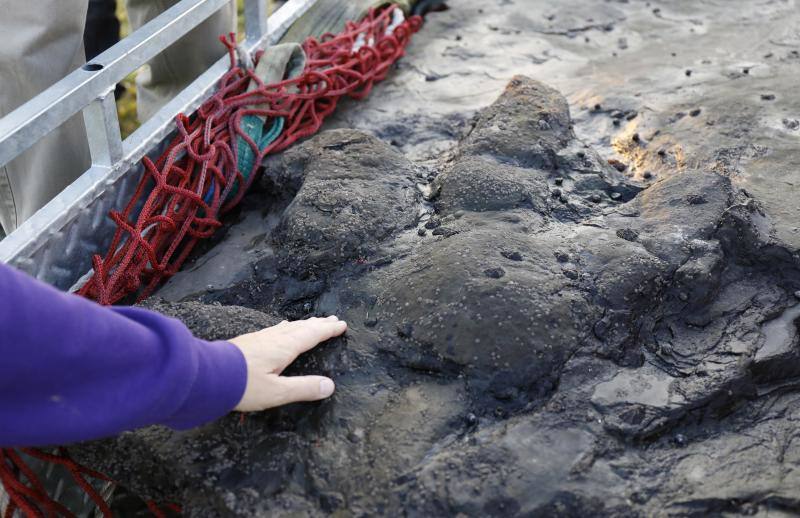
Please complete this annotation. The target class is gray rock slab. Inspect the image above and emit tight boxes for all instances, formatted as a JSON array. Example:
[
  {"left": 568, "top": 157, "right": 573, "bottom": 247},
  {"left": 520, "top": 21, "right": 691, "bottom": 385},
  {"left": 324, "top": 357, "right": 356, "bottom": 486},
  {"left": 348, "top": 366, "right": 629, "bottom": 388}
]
[{"left": 70, "top": 1, "right": 800, "bottom": 515}]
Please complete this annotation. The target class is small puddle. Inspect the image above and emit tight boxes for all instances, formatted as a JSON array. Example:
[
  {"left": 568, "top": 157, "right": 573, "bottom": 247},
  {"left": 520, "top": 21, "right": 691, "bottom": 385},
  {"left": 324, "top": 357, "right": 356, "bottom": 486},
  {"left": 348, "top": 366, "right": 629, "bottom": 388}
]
[{"left": 756, "top": 303, "right": 800, "bottom": 361}]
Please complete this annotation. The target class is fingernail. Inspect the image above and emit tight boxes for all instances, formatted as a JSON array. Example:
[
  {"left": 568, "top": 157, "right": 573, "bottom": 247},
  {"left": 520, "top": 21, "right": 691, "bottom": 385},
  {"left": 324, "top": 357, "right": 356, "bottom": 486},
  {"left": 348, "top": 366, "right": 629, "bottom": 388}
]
[{"left": 319, "top": 378, "right": 335, "bottom": 398}]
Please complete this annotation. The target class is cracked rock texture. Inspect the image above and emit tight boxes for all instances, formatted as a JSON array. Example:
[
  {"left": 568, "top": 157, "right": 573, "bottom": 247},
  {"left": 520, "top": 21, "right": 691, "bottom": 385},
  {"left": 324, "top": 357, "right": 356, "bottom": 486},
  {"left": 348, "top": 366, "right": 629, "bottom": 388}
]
[{"left": 72, "top": 1, "right": 800, "bottom": 516}]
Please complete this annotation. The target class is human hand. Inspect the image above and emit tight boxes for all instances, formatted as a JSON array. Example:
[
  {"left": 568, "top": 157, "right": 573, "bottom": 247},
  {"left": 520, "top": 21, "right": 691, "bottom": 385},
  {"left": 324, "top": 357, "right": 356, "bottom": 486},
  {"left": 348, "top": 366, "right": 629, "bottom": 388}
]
[{"left": 229, "top": 316, "right": 347, "bottom": 412}]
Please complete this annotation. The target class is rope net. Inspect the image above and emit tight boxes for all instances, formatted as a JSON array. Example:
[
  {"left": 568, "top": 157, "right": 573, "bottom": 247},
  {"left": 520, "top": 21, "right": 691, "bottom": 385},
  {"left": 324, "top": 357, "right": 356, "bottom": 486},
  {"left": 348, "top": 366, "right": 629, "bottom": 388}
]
[
  {"left": 1, "top": 6, "right": 420, "bottom": 516},
  {"left": 79, "top": 5, "right": 421, "bottom": 305}
]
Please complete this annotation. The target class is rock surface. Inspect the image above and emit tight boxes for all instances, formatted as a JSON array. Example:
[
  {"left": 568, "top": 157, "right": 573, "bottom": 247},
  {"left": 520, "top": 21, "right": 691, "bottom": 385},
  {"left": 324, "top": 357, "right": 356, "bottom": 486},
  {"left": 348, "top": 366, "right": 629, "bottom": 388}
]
[{"left": 72, "top": 1, "right": 800, "bottom": 516}]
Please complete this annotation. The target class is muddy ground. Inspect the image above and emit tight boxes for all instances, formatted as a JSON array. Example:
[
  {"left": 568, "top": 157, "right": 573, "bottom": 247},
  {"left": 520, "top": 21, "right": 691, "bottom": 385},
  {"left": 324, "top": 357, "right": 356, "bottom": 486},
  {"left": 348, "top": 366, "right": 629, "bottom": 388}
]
[{"left": 73, "top": 1, "right": 800, "bottom": 516}]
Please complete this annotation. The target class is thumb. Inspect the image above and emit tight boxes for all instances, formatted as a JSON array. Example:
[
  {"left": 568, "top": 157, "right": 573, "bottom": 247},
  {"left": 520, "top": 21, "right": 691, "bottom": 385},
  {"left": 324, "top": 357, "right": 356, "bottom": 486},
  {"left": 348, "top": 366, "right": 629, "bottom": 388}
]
[{"left": 269, "top": 375, "right": 336, "bottom": 408}]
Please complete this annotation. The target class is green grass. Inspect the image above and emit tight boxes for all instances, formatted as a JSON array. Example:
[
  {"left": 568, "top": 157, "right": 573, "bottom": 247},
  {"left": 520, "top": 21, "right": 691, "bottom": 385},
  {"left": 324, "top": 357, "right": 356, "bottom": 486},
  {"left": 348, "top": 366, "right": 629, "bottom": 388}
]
[{"left": 115, "top": 0, "right": 252, "bottom": 138}]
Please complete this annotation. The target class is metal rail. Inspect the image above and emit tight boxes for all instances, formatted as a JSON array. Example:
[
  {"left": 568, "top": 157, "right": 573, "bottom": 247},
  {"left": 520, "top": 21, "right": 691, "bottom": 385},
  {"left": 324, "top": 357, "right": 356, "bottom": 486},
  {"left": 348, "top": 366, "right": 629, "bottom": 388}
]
[{"left": 0, "top": 0, "right": 319, "bottom": 290}]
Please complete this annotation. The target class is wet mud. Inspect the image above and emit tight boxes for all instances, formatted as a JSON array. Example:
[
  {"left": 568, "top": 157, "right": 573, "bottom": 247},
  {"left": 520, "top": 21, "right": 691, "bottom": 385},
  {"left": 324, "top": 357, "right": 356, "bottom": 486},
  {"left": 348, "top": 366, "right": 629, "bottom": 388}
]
[{"left": 73, "top": 1, "right": 800, "bottom": 516}]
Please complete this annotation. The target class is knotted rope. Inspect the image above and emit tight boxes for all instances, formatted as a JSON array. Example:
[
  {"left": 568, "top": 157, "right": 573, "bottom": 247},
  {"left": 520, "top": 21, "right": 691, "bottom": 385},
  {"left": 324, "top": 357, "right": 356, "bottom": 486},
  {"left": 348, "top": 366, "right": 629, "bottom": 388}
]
[{"left": 79, "top": 5, "right": 420, "bottom": 304}]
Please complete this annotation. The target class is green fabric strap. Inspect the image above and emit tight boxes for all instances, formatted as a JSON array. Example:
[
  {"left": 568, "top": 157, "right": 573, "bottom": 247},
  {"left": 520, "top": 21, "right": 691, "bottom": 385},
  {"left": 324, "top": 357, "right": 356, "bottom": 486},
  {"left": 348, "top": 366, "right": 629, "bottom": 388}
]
[{"left": 231, "top": 43, "right": 307, "bottom": 202}]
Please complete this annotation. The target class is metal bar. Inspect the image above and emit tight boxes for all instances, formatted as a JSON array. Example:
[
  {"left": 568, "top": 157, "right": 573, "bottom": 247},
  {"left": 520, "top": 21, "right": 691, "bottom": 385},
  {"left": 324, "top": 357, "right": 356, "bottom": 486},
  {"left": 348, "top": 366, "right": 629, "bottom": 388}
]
[
  {"left": 82, "top": 89, "right": 123, "bottom": 167},
  {"left": 0, "top": 0, "right": 322, "bottom": 289},
  {"left": 0, "top": 0, "right": 230, "bottom": 168},
  {"left": 268, "top": 0, "right": 321, "bottom": 41}
]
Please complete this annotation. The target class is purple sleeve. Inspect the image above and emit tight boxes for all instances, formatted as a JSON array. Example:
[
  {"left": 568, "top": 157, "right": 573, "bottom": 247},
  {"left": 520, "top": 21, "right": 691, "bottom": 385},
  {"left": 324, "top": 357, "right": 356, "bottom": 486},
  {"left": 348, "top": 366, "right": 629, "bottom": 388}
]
[{"left": 0, "top": 262, "right": 247, "bottom": 447}]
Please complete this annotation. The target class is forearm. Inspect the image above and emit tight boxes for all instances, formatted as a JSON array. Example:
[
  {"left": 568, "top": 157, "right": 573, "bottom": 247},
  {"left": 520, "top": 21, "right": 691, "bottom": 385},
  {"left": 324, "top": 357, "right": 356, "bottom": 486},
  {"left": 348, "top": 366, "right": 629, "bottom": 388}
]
[{"left": 0, "top": 263, "right": 246, "bottom": 447}]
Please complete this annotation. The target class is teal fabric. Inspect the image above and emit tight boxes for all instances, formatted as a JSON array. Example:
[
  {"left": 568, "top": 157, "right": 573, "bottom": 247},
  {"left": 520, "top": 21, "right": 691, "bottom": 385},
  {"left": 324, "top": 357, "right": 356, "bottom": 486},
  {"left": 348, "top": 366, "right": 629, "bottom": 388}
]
[
  {"left": 232, "top": 115, "right": 284, "bottom": 197},
  {"left": 206, "top": 43, "right": 306, "bottom": 205},
  {"left": 203, "top": 116, "right": 283, "bottom": 205}
]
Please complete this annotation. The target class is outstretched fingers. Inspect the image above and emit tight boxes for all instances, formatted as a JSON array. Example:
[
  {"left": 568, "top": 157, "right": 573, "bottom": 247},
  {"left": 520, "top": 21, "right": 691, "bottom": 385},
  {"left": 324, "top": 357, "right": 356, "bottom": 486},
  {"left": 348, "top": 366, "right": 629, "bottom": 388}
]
[
  {"left": 230, "top": 315, "right": 346, "bottom": 412},
  {"left": 267, "top": 375, "right": 336, "bottom": 408},
  {"left": 282, "top": 317, "right": 348, "bottom": 356}
]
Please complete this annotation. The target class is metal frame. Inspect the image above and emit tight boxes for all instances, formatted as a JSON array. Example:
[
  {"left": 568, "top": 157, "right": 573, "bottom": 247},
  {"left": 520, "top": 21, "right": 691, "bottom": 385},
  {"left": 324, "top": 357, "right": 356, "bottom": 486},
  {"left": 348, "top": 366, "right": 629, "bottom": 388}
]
[{"left": 0, "top": 0, "right": 320, "bottom": 290}]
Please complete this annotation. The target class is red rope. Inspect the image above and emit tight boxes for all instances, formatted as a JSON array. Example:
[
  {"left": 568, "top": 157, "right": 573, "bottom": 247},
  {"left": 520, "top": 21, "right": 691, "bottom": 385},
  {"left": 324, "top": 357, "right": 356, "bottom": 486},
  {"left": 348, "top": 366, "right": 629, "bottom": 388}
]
[
  {"left": 1, "top": 6, "right": 420, "bottom": 517},
  {"left": 0, "top": 448, "right": 111, "bottom": 517},
  {"left": 79, "top": 7, "right": 422, "bottom": 305}
]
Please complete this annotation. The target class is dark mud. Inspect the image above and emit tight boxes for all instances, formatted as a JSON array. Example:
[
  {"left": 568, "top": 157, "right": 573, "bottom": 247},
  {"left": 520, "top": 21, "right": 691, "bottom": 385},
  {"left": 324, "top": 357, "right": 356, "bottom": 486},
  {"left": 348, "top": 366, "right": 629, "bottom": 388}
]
[{"left": 73, "top": 1, "right": 800, "bottom": 516}]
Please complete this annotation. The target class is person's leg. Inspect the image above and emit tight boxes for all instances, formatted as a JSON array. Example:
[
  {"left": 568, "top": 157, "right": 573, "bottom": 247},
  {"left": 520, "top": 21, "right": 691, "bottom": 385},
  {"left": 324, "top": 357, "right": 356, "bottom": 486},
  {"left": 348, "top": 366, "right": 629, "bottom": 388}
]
[
  {"left": 85, "top": 0, "right": 122, "bottom": 62},
  {"left": 125, "top": 0, "right": 236, "bottom": 122},
  {"left": 85, "top": 0, "right": 125, "bottom": 99},
  {"left": 0, "top": 0, "right": 92, "bottom": 233}
]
